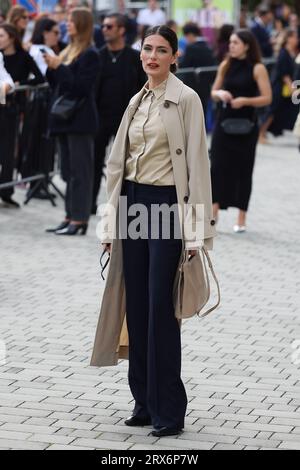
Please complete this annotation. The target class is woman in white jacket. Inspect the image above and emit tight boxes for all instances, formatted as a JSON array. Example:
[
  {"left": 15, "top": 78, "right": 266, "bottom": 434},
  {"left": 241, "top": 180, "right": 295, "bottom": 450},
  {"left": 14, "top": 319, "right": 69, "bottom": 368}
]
[{"left": 0, "top": 51, "right": 14, "bottom": 103}]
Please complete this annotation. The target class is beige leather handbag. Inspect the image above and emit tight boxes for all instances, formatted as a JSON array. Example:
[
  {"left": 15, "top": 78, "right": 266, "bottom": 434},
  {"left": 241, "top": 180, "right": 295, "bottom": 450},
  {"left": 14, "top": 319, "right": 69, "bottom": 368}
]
[{"left": 174, "top": 246, "right": 221, "bottom": 320}]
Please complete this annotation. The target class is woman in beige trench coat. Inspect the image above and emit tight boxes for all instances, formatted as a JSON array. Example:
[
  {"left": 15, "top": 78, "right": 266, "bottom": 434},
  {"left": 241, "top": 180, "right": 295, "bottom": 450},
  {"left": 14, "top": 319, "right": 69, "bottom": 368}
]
[{"left": 91, "top": 26, "right": 217, "bottom": 437}]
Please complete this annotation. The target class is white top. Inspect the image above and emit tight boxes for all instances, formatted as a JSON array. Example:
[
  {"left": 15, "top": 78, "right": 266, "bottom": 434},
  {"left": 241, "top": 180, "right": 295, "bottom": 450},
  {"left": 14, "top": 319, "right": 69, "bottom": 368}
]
[
  {"left": 192, "top": 7, "right": 229, "bottom": 28},
  {"left": 29, "top": 44, "right": 55, "bottom": 76},
  {"left": 137, "top": 8, "right": 166, "bottom": 26},
  {"left": 0, "top": 52, "right": 14, "bottom": 105},
  {"left": 132, "top": 39, "right": 142, "bottom": 51}
]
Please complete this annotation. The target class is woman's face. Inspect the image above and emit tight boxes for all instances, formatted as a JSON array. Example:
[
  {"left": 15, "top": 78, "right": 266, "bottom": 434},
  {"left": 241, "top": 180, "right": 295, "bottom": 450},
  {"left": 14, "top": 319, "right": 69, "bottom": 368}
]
[
  {"left": 44, "top": 25, "right": 60, "bottom": 48},
  {"left": 0, "top": 28, "right": 13, "bottom": 50},
  {"left": 275, "top": 19, "right": 284, "bottom": 32},
  {"left": 16, "top": 12, "right": 29, "bottom": 32},
  {"left": 67, "top": 14, "right": 77, "bottom": 38},
  {"left": 287, "top": 32, "right": 299, "bottom": 50},
  {"left": 229, "top": 34, "right": 248, "bottom": 59},
  {"left": 140, "top": 34, "right": 177, "bottom": 81},
  {"left": 289, "top": 14, "right": 299, "bottom": 28}
]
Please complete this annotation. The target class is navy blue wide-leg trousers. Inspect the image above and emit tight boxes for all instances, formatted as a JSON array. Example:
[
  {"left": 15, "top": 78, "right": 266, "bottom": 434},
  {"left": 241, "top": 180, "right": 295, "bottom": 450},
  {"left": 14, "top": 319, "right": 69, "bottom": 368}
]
[{"left": 121, "top": 180, "right": 187, "bottom": 429}]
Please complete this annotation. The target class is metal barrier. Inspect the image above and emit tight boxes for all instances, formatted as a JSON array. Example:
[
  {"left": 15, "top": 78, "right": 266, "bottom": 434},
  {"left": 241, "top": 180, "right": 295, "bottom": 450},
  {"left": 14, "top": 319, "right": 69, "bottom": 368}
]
[
  {"left": 0, "top": 83, "right": 64, "bottom": 206},
  {"left": 176, "top": 59, "right": 276, "bottom": 106}
]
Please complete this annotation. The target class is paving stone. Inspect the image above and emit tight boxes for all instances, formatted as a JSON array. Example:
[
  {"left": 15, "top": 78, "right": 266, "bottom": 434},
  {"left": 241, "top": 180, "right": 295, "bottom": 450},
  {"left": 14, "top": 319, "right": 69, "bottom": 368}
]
[
  {"left": 0, "top": 439, "right": 48, "bottom": 450},
  {"left": 0, "top": 133, "right": 300, "bottom": 450},
  {"left": 70, "top": 438, "right": 131, "bottom": 450},
  {"left": 47, "top": 444, "right": 93, "bottom": 450}
]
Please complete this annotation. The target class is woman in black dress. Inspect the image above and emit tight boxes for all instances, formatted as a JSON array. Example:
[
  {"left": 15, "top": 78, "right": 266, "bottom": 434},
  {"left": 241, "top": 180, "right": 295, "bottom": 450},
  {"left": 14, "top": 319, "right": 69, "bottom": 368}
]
[
  {"left": 259, "top": 28, "right": 298, "bottom": 143},
  {"left": 210, "top": 29, "right": 272, "bottom": 232}
]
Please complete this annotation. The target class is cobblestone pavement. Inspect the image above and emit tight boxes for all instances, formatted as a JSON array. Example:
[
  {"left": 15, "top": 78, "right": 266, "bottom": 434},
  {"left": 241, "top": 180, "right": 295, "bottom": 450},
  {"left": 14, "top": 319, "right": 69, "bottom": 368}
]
[{"left": 0, "top": 133, "right": 300, "bottom": 451}]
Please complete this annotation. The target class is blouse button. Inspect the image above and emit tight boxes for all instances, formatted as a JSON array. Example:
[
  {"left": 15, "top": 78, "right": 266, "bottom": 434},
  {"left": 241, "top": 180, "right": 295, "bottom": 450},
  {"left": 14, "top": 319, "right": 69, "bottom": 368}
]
[
  {"left": 164, "top": 102, "right": 170, "bottom": 108},
  {"left": 176, "top": 148, "right": 182, "bottom": 155}
]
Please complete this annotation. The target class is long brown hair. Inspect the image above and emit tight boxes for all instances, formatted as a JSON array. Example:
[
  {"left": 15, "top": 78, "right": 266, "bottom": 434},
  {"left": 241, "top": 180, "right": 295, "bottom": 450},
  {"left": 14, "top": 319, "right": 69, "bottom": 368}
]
[
  {"left": 60, "top": 7, "right": 93, "bottom": 65},
  {"left": 0, "top": 23, "right": 23, "bottom": 52},
  {"left": 7, "top": 5, "right": 28, "bottom": 39},
  {"left": 222, "top": 29, "right": 262, "bottom": 78}
]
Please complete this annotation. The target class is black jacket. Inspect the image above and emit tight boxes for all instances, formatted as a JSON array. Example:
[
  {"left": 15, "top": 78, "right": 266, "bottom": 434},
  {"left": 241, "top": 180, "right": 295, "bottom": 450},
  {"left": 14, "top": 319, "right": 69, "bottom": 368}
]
[
  {"left": 251, "top": 21, "right": 273, "bottom": 58},
  {"left": 47, "top": 47, "right": 100, "bottom": 136},
  {"left": 96, "top": 45, "right": 146, "bottom": 119},
  {"left": 179, "top": 39, "right": 216, "bottom": 69}
]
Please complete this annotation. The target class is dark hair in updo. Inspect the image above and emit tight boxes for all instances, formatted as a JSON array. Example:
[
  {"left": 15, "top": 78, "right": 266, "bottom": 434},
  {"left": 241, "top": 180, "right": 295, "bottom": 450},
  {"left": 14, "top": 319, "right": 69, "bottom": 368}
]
[{"left": 142, "top": 25, "right": 178, "bottom": 73}]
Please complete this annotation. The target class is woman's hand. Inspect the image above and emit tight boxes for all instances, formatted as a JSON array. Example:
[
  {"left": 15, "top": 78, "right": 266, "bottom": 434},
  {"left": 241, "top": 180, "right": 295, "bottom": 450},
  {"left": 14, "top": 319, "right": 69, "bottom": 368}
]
[
  {"left": 102, "top": 243, "right": 112, "bottom": 254},
  {"left": 23, "top": 41, "right": 31, "bottom": 52},
  {"left": 3, "top": 83, "right": 12, "bottom": 94},
  {"left": 44, "top": 53, "right": 62, "bottom": 70},
  {"left": 215, "top": 90, "right": 233, "bottom": 103},
  {"left": 231, "top": 97, "right": 248, "bottom": 109}
]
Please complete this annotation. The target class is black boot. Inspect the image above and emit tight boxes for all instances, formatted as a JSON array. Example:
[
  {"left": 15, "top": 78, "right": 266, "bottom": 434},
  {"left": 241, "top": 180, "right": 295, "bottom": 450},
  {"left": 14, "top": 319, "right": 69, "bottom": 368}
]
[{"left": 1, "top": 196, "right": 20, "bottom": 208}]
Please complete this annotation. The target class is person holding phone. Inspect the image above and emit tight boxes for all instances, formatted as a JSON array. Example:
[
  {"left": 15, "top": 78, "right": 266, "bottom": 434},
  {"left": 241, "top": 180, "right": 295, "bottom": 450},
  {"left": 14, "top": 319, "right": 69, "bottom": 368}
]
[
  {"left": 44, "top": 7, "right": 100, "bottom": 236},
  {"left": 29, "top": 18, "right": 61, "bottom": 76}
]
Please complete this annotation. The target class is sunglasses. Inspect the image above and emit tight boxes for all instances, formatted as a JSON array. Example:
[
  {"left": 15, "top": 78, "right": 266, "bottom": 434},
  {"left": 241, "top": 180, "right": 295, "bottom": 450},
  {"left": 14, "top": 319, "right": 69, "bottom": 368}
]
[{"left": 101, "top": 24, "right": 115, "bottom": 30}]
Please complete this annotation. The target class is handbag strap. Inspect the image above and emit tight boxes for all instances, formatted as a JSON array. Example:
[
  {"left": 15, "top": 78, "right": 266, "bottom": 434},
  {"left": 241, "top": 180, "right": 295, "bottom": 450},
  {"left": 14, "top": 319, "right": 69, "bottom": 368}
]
[
  {"left": 197, "top": 246, "right": 221, "bottom": 319},
  {"left": 180, "top": 188, "right": 220, "bottom": 317}
]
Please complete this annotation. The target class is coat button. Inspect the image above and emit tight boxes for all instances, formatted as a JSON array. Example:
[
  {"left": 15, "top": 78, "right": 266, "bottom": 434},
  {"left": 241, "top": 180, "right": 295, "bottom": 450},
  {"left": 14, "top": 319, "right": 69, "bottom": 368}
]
[
  {"left": 210, "top": 219, "right": 216, "bottom": 226},
  {"left": 176, "top": 148, "right": 182, "bottom": 155},
  {"left": 164, "top": 102, "right": 170, "bottom": 108},
  {"left": 183, "top": 196, "right": 189, "bottom": 203}
]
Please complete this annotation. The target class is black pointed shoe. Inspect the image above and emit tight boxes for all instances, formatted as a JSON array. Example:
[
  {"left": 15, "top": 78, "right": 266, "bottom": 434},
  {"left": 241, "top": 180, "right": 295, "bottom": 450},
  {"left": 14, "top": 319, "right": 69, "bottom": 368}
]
[
  {"left": 46, "top": 221, "right": 70, "bottom": 233},
  {"left": 55, "top": 222, "right": 88, "bottom": 236},
  {"left": 151, "top": 427, "right": 183, "bottom": 437},
  {"left": 124, "top": 415, "right": 152, "bottom": 427}
]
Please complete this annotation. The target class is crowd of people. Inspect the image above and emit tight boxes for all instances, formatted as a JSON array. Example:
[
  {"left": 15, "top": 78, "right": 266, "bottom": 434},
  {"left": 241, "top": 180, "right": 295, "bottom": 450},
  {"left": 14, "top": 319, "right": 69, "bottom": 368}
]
[{"left": 0, "top": 0, "right": 299, "bottom": 232}]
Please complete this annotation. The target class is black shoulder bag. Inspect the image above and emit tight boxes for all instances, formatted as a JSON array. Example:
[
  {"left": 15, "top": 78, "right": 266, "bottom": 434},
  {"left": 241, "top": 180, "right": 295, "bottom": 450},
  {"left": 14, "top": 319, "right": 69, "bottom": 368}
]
[
  {"left": 50, "top": 94, "right": 85, "bottom": 122},
  {"left": 220, "top": 103, "right": 256, "bottom": 135}
]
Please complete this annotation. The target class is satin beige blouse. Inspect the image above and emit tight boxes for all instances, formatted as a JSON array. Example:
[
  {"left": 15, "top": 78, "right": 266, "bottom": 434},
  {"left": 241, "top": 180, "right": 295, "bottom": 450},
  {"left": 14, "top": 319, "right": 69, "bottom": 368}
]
[{"left": 124, "top": 79, "right": 175, "bottom": 186}]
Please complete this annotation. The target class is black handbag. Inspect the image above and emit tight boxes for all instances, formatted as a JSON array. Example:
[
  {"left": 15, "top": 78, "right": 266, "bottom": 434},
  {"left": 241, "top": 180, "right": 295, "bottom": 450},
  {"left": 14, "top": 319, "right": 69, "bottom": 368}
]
[
  {"left": 50, "top": 95, "right": 85, "bottom": 121},
  {"left": 221, "top": 118, "right": 255, "bottom": 135}
]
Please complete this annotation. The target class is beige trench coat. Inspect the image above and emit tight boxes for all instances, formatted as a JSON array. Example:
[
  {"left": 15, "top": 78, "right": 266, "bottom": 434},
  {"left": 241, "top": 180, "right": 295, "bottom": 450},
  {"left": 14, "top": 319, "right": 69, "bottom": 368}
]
[{"left": 90, "top": 73, "right": 217, "bottom": 367}]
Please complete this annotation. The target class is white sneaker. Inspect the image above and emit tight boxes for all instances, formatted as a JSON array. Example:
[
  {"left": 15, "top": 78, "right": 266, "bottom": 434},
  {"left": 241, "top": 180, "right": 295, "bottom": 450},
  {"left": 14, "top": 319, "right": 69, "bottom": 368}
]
[{"left": 233, "top": 225, "right": 246, "bottom": 233}]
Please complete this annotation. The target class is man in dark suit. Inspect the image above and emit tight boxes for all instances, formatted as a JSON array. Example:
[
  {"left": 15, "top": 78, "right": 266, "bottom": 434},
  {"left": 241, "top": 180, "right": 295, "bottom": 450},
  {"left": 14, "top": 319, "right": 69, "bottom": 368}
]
[
  {"left": 178, "top": 22, "right": 216, "bottom": 118},
  {"left": 179, "top": 22, "right": 216, "bottom": 69},
  {"left": 251, "top": 5, "right": 274, "bottom": 58},
  {"left": 92, "top": 13, "right": 146, "bottom": 214}
]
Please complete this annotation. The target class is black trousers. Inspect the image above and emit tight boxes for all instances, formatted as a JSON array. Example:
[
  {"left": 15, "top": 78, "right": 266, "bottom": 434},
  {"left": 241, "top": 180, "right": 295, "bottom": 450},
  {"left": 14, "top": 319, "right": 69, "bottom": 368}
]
[
  {"left": 121, "top": 180, "right": 187, "bottom": 429},
  {"left": 92, "top": 118, "right": 120, "bottom": 209},
  {"left": 0, "top": 105, "right": 18, "bottom": 199},
  {"left": 58, "top": 134, "right": 94, "bottom": 221}
]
